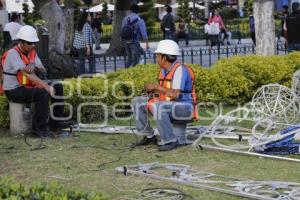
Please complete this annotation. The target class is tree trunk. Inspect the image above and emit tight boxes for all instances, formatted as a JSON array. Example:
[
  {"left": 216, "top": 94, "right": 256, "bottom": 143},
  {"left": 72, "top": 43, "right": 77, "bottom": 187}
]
[
  {"left": 204, "top": 0, "right": 210, "bottom": 19},
  {"left": 253, "top": 0, "right": 276, "bottom": 55},
  {"left": 32, "top": 0, "right": 76, "bottom": 78},
  {"left": 106, "top": 0, "right": 138, "bottom": 56}
]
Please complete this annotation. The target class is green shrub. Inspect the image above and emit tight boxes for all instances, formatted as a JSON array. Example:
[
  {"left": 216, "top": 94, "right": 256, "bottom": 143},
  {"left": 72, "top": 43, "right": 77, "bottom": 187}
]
[
  {"left": 1, "top": 53, "right": 300, "bottom": 128},
  {"left": 0, "top": 177, "right": 107, "bottom": 199}
]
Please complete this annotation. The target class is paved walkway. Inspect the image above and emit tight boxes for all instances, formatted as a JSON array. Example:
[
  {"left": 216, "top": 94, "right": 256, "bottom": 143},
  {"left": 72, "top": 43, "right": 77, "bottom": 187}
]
[{"left": 93, "top": 38, "right": 254, "bottom": 55}]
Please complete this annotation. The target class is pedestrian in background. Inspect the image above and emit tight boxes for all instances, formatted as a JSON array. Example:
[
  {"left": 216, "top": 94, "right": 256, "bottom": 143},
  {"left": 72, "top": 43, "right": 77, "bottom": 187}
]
[
  {"left": 73, "top": 12, "right": 95, "bottom": 75},
  {"left": 3, "top": 13, "right": 22, "bottom": 49},
  {"left": 176, "top": 17, "right": 189, "bottom": 46},
  {"left": 161, "top": 5, "right": 175, "bottom": 40},
  {"left": 285, "top": 2, "right": 300, "bottom": 52},
  {"left": 121, "top": 4, "right": 149, "bottom": 68},
  {"left": 208, "top": 9, "right": 226, "bottom": 47},
  {"left": 92, "top": 13, "right": 103, "bottom": 50},
  {"left": 249, "top": 14, "right": 256, "bottom": 46}
]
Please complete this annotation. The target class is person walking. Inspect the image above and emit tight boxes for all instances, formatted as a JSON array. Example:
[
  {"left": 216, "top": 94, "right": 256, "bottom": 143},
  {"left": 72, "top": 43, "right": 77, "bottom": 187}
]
[
  {"left": 132, "top": 40, "right": 198, "bottom": 151},
  {"left": 2, "top": 25, "right": 73, "bottom": 137},
  {"left": 249, "top": 14, "right": 256, "bottom": 46},
  {"left": 121, "top": 4, "right": 149, "bottom": 68},
  {"left": 92, "top": 13, "right": 103, "bottom": 50},
  {"left": 285, "top": 2, "right": 300, "bottom": 52},
  {"left": 73, "top": 12, "right": 96, "bottom": 74},
  {"left": 161, "top": 5, "right": 176, "bottom": 40},
  {"left": 208, "top": 9, "right": 226, "bottom": 47}
]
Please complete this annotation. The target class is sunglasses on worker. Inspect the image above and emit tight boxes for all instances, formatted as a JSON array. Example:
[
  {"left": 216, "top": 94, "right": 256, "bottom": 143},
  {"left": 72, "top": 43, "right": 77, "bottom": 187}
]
[{"left": 21, "top": 40, "right": 35, "bottom": 45}]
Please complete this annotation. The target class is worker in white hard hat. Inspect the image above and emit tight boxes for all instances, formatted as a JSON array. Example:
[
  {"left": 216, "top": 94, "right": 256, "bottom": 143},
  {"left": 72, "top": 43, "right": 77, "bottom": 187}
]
[
  {"left": 132, "top": 40, "right": 198, "bottom": 151},
  {"left": 1, "top": 25, "right": 73, "bottom": 138}
]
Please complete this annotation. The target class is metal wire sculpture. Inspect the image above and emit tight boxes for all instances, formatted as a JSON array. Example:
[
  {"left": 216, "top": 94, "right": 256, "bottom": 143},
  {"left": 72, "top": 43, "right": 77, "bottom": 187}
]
[
  {"left": 292, "top": 69, "right": 300, "bottom": 98},
  {"left": 251, "top": 84, "right": 300, "bottom": 126},
  {"left": 116, "top": 162, "right": 300, "bottom": 200}
]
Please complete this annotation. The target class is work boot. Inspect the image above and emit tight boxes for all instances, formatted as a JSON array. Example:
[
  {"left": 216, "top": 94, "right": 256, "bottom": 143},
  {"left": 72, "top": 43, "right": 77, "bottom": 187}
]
[
  {"left": 158, "top": 141, "right": 179, "bottom": 151},
  {"left": 32, "top": 130, "right": 53, "bottom": 138},
  {"left": 49, "top": 120, "right": 75, "bottom": 130},
  {"left": 136, "top": 136, "right": 158, "bottom": 146}
]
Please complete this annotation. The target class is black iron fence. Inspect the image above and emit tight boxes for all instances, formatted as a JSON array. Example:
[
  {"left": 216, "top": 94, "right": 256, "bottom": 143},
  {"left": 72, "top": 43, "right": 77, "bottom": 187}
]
[{"left": 72, "top": 42, "right": 287, "bottom": 73}]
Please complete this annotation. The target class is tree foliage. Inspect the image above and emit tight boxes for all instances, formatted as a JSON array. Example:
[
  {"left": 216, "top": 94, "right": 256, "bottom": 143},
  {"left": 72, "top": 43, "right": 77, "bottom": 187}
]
[
  {"left": 22, "top": 3, "right": 42, "bottom": 25},
  {"left": 177, "top": 0, "right": 191, "bottom": 23},
  {"left": 243, "top": 0, "right": 253, "bottom": 16},
  {"left": 139, "top": 0, "right": 155, "bottom": 33}
]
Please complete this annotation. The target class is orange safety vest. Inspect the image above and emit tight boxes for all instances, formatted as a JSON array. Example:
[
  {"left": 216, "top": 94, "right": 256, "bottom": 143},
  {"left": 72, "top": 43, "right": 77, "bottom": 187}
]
[
  {"left": 146, "top": 62, "right": 199, "bottom": 121},
  {"left": 0, "top": 46, "right": 37, "bottom": 94}
]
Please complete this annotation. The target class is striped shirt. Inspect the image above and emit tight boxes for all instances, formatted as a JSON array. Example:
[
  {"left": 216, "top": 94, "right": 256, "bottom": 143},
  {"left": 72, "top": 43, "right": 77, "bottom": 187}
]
[{"left": 73, "top": 22, "right": 93, "bottom": 49}]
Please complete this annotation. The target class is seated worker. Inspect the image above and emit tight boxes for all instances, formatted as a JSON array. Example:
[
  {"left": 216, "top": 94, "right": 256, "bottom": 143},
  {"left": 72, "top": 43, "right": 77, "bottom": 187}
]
[
  {"left": 132, "top": 40, "right": 198, "bottom": 151},
  {"left": 2, "top": 25, "right": 73, "bottom": 137}
]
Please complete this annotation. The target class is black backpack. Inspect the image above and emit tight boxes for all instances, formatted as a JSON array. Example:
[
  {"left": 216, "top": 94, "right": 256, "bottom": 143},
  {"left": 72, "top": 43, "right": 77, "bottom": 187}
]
[{"left": 121, "top": 17, "right": 139, "bottom": 41}]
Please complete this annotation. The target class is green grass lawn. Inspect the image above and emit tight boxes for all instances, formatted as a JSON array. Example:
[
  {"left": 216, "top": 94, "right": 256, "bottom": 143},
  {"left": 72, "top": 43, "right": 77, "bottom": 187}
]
[{"left": 1, "top": 106, "right": 300, "bottom": 199}]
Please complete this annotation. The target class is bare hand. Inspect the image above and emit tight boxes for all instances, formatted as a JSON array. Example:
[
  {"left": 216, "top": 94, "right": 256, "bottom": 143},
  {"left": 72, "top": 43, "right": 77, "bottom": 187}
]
[
  {"left": 23, "top": 65, "right": 35, "bottom": 74},
  {"left": 86, "top": 47, "right": 91, "bottom": 56},
  {"left": 145, "top": 83, "right": 157, "bottom": 93},
  {"left": 46, "top": 86, "right": 55, "bottom": 97}
]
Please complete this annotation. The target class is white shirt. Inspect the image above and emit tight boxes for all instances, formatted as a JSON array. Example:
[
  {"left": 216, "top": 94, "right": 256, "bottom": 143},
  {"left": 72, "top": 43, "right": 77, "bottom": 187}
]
[{"left": 4, "top": 22, "right": 23, "bottom": 40}]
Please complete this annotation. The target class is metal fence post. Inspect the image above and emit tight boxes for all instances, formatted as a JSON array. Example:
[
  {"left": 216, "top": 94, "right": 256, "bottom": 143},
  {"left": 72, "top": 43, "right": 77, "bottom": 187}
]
[
  {"left": 209, "top": 48, "right": 212, "bottom": 67},
  {"left": 181, "top": 49, "right": 185, "bottom": 63},
  {"left": 191, "top": 48, "right": 194, "bottom": 64},
  {"left": 104, "top": 55, "right": 107, "bottom": 73},
  {"left": 124, "top": 55, "right": 127, "bottom": 68},
  {"left": 226, "top": 46, "right": 229, "bottom": 58},
  {"left": 200, "top": 48, "right": 203, "bottom": 66},
  {"left": 143, "top": 51, "right": 146, "bottom": 65},
  {"left": 235, "top": 45, "right": 238, "bottom": 55},
  {"left": 114, "top": 56, "right": 117, "bottom": 71}
]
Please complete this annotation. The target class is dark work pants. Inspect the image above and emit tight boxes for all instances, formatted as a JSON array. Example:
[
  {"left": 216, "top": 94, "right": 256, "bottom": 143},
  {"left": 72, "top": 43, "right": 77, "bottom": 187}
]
[{"left": 5, "top": 83, "right": 64, "bottom": 131}]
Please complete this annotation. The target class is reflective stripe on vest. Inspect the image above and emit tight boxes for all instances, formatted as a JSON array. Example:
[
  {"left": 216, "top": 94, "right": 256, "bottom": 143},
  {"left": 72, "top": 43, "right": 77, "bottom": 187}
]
[{"left": 147, "top": 62, "right": 199, "bottom": 120}]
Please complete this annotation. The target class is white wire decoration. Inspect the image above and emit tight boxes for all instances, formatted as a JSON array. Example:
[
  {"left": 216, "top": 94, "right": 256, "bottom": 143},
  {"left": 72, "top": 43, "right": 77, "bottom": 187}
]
[
  {"left": 292, "top": 69, "right": 300, "bottom": 98},
  {"left": 251, "top": 84, "right": 300, "bottom": 126}
]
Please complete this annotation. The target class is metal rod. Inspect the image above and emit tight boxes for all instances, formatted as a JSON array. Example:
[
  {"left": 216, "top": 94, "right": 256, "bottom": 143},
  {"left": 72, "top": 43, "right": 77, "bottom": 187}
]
[{"left": 199, "top": 144, "right": 300, "bottom": 163}]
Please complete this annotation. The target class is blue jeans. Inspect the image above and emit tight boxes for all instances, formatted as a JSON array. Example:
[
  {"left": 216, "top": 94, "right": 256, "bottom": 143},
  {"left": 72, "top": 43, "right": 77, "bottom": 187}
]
[
  {"left": 288, "top": 43, "right": 300, "bottom": 52},
  {"left": 76, "top": 47, "right": 96, "bottom": 75},
  {"left": 93, "top": 30, "right": 101, "bottom": 49},
  {"left": 164, "top": 30, "right": 175, "bottom": 41},
  {"left": 124, "top": 42, "right": 141, "bottom": 68},
  {"left": 132, "top": 96, "right": 193, "bottom": 144}
]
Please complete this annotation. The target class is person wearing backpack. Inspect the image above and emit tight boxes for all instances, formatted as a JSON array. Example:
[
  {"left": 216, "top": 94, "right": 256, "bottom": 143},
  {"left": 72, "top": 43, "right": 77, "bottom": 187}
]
[
  {"left": 121, "top": 4, "right": 149, "bottom": 68},
  {"left": 132, "top": 40, "right": 198, "bottom": 151},
  {"left": 161, "top": 5, "right": 176, "bottom": 40}
]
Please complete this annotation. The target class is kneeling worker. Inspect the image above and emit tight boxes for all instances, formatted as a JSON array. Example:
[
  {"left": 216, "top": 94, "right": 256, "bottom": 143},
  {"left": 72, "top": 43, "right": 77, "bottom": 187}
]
[
  {"left": 132, "top": 40, "right": 198, "bottom": 151},
  {"left": 2, "top": 25, "right": 73, "bottom": 137}
]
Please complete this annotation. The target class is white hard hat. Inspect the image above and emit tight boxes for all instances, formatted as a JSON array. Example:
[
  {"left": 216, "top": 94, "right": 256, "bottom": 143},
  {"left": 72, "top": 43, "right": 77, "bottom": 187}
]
[
  {"left": 16, "top": 25, "right": 39, "bottom": 42},
  {"left": 154, "top": 39, "right": 180, "bottom": 56}
]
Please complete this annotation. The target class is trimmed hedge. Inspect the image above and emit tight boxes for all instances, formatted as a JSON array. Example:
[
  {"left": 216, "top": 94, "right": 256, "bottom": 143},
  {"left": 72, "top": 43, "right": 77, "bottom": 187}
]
[
  {"left": 0, "top": 177, "right": 107, "bottom": 199},
  {"left": 0, "top": 52, "right": 300, "bottom": 128}
]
